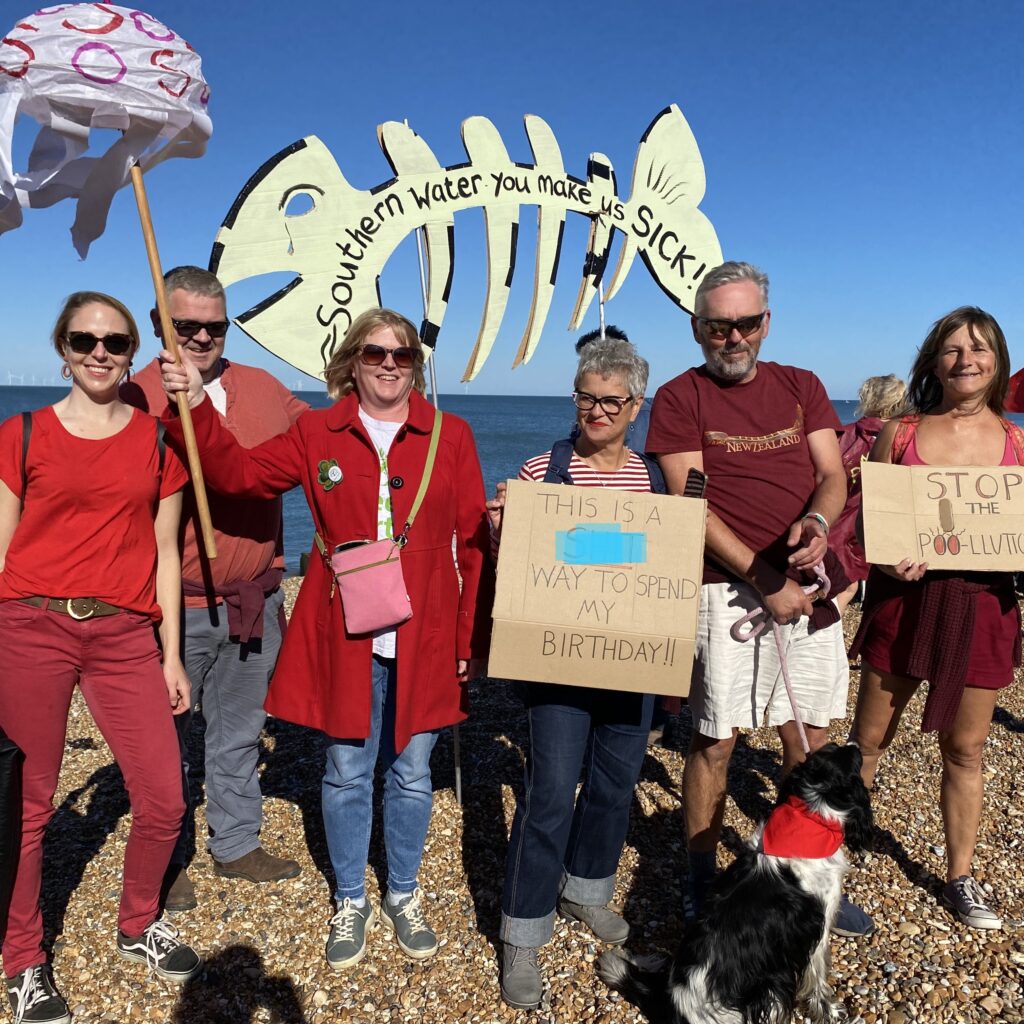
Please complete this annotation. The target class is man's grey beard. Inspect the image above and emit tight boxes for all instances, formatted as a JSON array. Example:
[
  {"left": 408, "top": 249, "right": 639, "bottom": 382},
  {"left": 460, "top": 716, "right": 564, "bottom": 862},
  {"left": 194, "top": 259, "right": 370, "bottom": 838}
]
[{"left": 703, "top": 344, "right": 757, "bottom": 381}]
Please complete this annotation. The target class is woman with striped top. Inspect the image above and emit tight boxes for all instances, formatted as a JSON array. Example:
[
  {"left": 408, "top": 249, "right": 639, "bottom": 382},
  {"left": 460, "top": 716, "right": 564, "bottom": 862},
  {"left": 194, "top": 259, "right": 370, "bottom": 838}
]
[{"left": 487, "top": 338, "right": 661, "bottom": 1010}]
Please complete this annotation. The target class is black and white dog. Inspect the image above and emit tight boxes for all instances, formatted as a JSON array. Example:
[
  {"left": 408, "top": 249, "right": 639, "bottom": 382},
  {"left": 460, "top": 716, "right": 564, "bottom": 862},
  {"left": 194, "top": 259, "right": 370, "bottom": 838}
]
[{"left": 598, "top": 743, "right": 873, "bottom": 1024}]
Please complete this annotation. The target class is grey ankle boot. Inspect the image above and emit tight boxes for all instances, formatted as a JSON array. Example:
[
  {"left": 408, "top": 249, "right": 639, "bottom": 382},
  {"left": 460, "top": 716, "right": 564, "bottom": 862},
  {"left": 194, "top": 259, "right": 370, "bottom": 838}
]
[{"left": 500, "top": 942, "right": 542, "bottom": 1010}]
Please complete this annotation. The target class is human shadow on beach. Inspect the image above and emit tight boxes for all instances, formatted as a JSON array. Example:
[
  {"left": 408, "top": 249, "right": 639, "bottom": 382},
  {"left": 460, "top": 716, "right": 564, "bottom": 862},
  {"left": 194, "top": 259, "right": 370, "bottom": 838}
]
[
  {"left": 172, "top": 944, "right": 308, "bottom": 1024},
  {"left": 40, "top": 748, "right": 130, "bottom": 951},
  {"left": 993, "top": 705, "right": 1024, "bottom": 734},
  {"left": 430, "top": 677, "right": 532, "bottom": 943},
  {"left": 257, "top": 717, "right": 333, "bottom": 889},
  {"left": 617, "top": 720, "right": 784, "bottom": 954}
]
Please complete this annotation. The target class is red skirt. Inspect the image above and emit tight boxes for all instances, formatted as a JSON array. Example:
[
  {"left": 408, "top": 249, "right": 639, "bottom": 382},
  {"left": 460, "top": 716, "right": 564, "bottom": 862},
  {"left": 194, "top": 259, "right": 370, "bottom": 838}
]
[{"left": 859, "top": 582, "right": 1017, "bottom": 690}]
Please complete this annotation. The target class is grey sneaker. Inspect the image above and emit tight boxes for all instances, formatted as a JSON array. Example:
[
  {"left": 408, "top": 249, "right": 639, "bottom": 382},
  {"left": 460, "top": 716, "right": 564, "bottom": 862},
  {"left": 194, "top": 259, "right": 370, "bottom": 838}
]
[
  {"left": 500, "top": 943, "right": 542, "bottom": 1010},
  {"left": 5, "top": 964, "right": 71, "bottom": 1024},
  {"left": 379, "top": 888, "right": 438, "bottom": 959},
  {"left": 117, "top": 920, "right": 201, "bottom": 983},
  {"left": 326, "top": 899, "right": 377, "bottom": 969},
  {"left": 944, "top": 875, "right": 1002, "bottom": 930},
  {"left": 557, "top": 898, "right": 629, "bottom": 944}
]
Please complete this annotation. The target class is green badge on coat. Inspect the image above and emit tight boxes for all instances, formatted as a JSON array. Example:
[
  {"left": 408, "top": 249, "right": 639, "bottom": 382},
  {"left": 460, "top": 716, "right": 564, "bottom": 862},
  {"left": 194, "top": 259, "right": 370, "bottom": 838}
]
[{"left": 317, "top": 459, "right": 343, "bottom": 491}]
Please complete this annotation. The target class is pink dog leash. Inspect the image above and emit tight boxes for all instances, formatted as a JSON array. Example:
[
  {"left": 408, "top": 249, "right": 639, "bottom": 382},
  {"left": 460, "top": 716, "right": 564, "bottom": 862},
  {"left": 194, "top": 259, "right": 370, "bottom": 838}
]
[{"left": 729, "top": 562, "right": 831, "bottom": 756}]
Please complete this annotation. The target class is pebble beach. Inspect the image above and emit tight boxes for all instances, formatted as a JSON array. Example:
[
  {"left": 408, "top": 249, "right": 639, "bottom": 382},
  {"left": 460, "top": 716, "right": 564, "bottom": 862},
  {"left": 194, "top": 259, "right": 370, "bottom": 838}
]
[{"left": 21, "top": 580, "right": 1024, "bottom": 1023}]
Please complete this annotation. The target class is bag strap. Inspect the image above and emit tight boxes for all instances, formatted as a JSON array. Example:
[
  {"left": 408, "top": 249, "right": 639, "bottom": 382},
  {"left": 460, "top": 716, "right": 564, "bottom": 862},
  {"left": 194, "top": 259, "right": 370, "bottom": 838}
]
[
  {"left": 397, "top": 408, "right": 443, "bottom": 543},
  {"left": 20, "top": 411, "right": 30, "bottom": 505},
  {"left": 543, "top": 438, "right": 576, "bottom": 484},
  {"left": 156, "top": 419, "right": 166, "bottom": 475}
]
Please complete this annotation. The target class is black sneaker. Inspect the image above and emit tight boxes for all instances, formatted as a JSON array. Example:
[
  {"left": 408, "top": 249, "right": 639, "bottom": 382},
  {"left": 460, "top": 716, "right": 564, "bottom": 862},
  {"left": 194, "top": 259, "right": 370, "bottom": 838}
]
[
  {"left": 117, "top": 920, "right": 201, "bottom": 983},
  {"left": 5, "top": 964, "right": 71, "bottom": 1024}
]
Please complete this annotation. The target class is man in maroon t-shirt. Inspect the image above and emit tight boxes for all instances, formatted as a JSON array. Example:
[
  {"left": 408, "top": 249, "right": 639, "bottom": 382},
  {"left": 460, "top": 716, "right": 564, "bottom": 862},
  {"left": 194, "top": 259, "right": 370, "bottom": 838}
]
[{"left": 647, "top": 261, "right": 871, "bottom": 936}]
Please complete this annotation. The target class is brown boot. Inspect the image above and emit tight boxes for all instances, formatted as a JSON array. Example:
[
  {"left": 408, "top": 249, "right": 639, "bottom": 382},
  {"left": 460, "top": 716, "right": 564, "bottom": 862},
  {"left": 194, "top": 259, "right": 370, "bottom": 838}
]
[
  {"left": 162, "top": 863, "right": 197, "bottom": 912},
  {"left": 213, "top": 846, "right": 301, "bottom": 882}
]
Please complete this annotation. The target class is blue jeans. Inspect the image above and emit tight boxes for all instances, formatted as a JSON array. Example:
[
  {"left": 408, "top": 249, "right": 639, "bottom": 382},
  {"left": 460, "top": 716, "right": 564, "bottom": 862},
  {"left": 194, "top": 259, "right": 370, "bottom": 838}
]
[
  {"left": 322, "top": 656, "right": 439, "bottom": 902},
  {"left": 500, "top": 684, "right": 653, "bottom": 948}
]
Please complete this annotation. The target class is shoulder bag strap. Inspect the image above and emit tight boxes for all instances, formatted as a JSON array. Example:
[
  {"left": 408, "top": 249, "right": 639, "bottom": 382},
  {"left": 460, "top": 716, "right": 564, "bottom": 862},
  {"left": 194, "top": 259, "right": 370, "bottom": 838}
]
[
  {"left": 20, "top": 411, "right": 31, "bottom": 504},
  {"left": 398, "top": 409, "right": 443, "bottom": 542},
  {"left": 543, "top": 438, "right": 576, "bottom": 484},
  {"left": 636, "top": 451, "right": 667, "bottom": 493}
]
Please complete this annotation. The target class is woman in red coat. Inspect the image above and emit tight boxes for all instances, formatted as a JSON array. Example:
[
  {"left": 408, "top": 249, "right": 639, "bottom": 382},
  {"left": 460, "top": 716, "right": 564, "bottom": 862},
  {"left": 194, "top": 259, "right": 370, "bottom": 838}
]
[{"left": 160, "top": 309, "right": 492, "bottom": 970}]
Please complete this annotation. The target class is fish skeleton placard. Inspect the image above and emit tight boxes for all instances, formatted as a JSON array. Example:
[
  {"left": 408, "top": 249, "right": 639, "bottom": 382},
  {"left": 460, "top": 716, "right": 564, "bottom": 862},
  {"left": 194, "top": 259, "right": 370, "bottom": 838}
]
[
  {"left": 210, "top": 105, "right": 721, "bottom": 382},
  {"left": 489, "top": 480, "right": 706, "bottom": 694},
  {"left": 862, "top": 462, "right": 1024, "bottom": 570}
]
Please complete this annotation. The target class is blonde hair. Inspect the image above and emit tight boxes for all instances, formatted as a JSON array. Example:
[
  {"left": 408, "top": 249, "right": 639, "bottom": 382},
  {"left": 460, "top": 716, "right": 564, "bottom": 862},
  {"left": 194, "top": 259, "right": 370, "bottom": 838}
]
[
  {"left": 323, "top": 309, "right": 426, "bottom": 400},
  {"left": 855, "top": 374, "right": 907, "bottom": 420},
  {"left": 51, "top": 291, "right": 141, "bottom": 362}
]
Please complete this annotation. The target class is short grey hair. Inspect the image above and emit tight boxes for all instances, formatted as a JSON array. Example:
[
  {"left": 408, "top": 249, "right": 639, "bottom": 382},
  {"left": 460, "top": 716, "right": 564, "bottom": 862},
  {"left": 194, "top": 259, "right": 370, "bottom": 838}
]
[
  {"left": 163, "top": 265, "right": 225, "bottom": 303},
  {"left": 694, "top": 261, "right": 769, "bottom": 315},
  {"left": 574, "top": 338, "right": 649, "bottom": 398}
]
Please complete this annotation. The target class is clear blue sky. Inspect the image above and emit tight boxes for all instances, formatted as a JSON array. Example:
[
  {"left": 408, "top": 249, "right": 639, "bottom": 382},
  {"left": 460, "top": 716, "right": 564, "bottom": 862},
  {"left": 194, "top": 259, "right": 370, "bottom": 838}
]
[{"left": 2, "top": 0, "right": 1022, "bottom": 398}]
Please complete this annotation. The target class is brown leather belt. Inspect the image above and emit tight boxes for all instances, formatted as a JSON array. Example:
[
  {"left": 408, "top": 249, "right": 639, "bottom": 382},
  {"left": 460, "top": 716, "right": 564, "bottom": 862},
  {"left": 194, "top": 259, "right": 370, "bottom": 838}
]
[{"left": 19, "top": 596, "right": 124, "bottom": 620}]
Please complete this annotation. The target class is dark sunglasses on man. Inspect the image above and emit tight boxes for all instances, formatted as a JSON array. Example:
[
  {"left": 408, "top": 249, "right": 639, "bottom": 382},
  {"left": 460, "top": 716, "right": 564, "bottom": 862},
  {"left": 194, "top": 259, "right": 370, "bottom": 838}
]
[
  {"left": 64, "top": 331, "right": 133, "bottom": 356},
  {"left": 696, "top": 312, "right": 767, "bottom": 339},
  {"left": 359, "top": 343, "right": 422, "bottom": 370},
  {"left": 171, "top": 318, "right": 231, "bottom": 339}
]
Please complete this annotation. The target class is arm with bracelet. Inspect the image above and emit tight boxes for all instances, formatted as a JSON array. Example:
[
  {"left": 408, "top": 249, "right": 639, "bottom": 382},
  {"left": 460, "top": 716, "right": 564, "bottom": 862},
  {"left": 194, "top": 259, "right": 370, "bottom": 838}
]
[{"left": 785, "top": 427, "right": 847, "bottom": 572}]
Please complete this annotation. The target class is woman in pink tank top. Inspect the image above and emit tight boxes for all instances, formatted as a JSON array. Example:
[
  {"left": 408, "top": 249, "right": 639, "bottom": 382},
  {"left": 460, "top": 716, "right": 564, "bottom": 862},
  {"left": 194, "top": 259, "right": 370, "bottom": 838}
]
[{"left": 848, "top": 306, "right": 1021, "bottom": 933}]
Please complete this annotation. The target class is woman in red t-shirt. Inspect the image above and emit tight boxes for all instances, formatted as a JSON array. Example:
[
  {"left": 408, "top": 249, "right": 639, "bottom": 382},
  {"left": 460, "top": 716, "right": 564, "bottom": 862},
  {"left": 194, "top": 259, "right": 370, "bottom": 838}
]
[
  {"left": 0, "top": 292, "right": 200, "bottom": 1023},
  {"left": 849, "top": 306, "right": 1020, "bottom": 933}
]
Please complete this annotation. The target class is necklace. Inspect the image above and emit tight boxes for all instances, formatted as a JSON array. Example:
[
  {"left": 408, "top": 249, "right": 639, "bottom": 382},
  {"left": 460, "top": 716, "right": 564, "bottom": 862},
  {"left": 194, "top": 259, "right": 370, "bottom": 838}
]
[{"left": 576, "top": 449, "right": 631, "bottom": 487}]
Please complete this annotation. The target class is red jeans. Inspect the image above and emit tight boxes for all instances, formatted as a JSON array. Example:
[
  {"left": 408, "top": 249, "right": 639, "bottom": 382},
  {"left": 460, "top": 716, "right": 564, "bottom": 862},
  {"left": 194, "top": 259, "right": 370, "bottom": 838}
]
[{"left": 0, "top": 601, "right": 184, "bottom": 976}]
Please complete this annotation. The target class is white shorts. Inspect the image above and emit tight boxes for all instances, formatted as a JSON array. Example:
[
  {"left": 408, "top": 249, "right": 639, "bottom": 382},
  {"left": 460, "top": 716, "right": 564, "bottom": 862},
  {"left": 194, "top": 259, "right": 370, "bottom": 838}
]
[{"left": 689, "top": 580, "right": 850, "bottom": 740}]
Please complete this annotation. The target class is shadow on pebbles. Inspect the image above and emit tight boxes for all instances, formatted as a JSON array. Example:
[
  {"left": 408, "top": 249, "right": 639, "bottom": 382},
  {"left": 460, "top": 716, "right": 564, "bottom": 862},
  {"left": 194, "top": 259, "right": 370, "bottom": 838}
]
[{"left": 10, "top": 583, "right": 1024, "bottom": 1023}]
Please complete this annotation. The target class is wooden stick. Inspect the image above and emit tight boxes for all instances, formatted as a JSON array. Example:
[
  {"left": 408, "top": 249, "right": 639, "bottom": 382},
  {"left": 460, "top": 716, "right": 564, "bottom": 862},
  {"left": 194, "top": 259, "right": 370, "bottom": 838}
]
[{"left": 129, "top": 163, "right": 218, "bottom": 559}]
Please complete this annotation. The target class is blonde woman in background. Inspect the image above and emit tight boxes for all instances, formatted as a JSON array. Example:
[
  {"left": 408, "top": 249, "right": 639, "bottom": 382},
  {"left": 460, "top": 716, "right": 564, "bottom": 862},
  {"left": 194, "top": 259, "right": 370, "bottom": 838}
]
[{"left": 833, "top": 374, "right": 907, "bottom": 613}]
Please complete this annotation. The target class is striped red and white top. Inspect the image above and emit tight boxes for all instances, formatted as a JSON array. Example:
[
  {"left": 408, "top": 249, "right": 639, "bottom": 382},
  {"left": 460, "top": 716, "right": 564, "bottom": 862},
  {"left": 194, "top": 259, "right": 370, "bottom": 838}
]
[{"left": 518, "top": 449, "right": 654, "bottom": 493}]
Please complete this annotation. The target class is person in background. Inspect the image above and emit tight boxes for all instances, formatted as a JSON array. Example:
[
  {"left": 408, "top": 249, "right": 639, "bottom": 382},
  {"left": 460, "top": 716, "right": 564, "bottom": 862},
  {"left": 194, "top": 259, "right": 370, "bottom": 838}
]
[
  {"left": 646, "top": 260, "right": 871, "bottom": 936},
  {"left": 122, "top": 266, "right": 308, "bottom": 913},
  {"left": 849, "top": 306, "right": 1020, "bottom": 932},
  {"left": 159, "top": 308, "right": 493, "bottom": 969},
  {"left": 832, "top": 374, "right": 907, "bottom": 613},
  {"left": 0, "top": 292, "right": 200, "bottom": 1024},
  {"left": 488, "top": 337, "right": 661, "bottom": 1010}
]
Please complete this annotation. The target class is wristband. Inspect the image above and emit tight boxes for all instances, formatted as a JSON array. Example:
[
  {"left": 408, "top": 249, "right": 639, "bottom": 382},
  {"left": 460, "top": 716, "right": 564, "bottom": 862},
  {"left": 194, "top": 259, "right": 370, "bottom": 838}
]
[{"left": 801, "top": 512, "right": 829, "bottom": 535}]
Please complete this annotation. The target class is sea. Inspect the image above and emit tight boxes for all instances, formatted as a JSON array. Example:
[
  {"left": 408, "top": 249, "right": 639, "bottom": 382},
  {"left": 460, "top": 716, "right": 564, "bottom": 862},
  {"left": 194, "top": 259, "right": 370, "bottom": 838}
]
[{"left": 0, "top": 386, "right": 868, "bottom": 573}]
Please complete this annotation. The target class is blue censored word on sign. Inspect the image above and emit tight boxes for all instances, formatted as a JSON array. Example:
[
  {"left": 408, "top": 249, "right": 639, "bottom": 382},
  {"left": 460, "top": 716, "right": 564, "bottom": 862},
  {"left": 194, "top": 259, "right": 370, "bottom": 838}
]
[{"left": 555, "top": 523, "right": 647, "bottom": 565}]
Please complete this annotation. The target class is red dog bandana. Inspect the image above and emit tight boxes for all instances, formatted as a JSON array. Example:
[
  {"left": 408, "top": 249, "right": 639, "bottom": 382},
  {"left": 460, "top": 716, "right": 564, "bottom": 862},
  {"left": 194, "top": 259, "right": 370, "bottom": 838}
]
[{"left": 761, "top": 796, "right": 844, "bottom": 859}]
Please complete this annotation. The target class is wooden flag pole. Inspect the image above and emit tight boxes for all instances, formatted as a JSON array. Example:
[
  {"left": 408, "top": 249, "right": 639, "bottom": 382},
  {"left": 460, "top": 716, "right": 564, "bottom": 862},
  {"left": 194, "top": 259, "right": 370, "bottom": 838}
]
[{"left": 129, "top": 164, "right": 218, "bottom": 559}]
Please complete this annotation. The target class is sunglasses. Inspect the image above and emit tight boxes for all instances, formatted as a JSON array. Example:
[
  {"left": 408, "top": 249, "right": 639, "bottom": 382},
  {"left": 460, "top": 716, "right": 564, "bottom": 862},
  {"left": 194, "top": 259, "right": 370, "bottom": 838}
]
[
  {"left": 572, "top": 390, "right": 633, "bottom": 416},
  {"left": 359, "top": 343, "right": 421, "bottom": 369},
  {"left": 696, "top": 312, "right": 767, "bottom": 339},
  {"left": 64, "top": 331, "right": 133, "bottom": 356},
  {"left": 171, "top": 318, "right": 230, "bottom": 339}
]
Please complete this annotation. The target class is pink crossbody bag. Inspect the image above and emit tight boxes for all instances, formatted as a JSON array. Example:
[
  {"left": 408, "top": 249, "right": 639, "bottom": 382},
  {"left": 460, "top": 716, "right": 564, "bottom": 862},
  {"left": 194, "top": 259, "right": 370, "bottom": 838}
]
[{"left": 315, "top": 409, "right": 442, "bottom": 635}]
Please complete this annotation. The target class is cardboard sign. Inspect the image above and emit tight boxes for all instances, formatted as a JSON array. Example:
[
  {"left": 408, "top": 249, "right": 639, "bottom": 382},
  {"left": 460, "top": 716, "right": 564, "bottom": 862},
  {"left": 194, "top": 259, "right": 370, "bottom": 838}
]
[
  {"left": 489, "top": 480, "right": 705, "bottom": 695},
  {"left": 862, "top": 461, "right": 1024, "bottom": 570},
  {"left": 208, "top": 106, "right": 721, "bottom": 382}
]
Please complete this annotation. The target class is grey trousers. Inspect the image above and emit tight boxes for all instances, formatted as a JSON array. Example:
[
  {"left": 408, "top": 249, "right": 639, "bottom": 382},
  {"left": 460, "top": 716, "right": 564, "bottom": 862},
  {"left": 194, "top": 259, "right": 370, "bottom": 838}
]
[{"left": 173, "top": 588, "right": 285, "bottom": 863}]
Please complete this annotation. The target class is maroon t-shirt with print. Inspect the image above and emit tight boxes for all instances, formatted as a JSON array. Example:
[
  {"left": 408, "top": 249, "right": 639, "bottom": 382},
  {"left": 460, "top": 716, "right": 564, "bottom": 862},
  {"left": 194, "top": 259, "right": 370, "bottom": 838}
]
[{"left": 647, "top": 361, "right": 840, "bottom": 585}]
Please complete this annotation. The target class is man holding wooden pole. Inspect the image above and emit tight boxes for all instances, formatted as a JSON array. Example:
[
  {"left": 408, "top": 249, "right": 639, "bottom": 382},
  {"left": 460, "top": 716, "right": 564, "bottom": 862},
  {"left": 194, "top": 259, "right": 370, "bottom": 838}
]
[{"left": 124, "top": 267, "right": 308, "bottom": 911}]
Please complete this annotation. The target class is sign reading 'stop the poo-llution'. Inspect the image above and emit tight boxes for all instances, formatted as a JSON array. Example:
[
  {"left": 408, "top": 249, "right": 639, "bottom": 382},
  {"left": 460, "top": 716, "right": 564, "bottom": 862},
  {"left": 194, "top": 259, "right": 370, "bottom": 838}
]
[
  {"left": 489, "top": 480, "right": 706, "bottom": 695},
  {"left": 862, "top": 462, "right": 1024, "bottom": 570}
]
